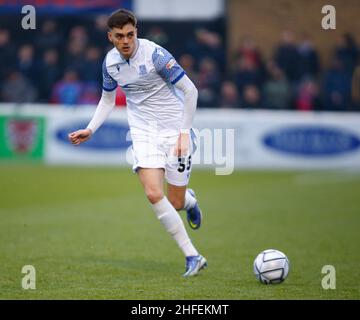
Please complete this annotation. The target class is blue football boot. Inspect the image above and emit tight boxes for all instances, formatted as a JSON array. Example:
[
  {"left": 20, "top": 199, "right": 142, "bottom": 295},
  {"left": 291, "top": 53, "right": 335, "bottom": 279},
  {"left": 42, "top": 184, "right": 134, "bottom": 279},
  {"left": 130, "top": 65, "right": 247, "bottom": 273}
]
[{"left": 183, "top": 255, "right": 208, "bottom": 277}]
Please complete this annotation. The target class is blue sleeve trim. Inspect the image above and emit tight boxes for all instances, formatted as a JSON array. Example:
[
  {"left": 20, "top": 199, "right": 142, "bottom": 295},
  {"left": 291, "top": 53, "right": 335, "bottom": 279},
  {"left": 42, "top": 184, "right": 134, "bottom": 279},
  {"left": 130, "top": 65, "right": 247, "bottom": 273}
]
[
  {"left": 152, "top": 46, "right": 185, "bottom": 84},
  {"left": 171, "top": 71, "right": 185, "bottom": 85},
  {"left": 102, "top": 85, "right": 117, "bottom": 92},
  {"left": 102, "top": 58, "right": 118, "bottom": 91}
]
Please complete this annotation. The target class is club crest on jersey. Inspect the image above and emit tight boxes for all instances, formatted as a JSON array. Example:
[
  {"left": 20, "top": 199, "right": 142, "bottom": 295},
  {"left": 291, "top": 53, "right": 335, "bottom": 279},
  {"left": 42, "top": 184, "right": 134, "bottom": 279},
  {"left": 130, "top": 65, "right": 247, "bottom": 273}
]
[
  {"left": 139, "top": 64, "right": 147, "bottom": 75},
  {"left": 166, "top": 59, "right": 176, "bottom": 70}
]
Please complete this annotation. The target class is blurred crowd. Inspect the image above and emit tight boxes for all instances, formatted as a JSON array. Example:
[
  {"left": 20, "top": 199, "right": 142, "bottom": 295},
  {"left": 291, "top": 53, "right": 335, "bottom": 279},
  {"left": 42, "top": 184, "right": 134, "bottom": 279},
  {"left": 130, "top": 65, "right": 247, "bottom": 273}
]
[
  {"left": 0, "top": 16, "right": 359, "bottom": 111},
  {"left": 183, "top": 29, "right": 359, "bottom": 112}
]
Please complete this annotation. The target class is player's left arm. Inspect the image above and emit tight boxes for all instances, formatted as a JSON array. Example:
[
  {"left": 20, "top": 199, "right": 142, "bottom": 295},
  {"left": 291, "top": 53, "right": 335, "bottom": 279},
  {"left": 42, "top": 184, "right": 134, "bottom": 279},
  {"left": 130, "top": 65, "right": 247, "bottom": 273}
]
[
  {"left": 174, "top": 75, "right": 198, "bottom": 157},
  {"left": 152, "top": 46, "right": 198, "bottom": 156}
]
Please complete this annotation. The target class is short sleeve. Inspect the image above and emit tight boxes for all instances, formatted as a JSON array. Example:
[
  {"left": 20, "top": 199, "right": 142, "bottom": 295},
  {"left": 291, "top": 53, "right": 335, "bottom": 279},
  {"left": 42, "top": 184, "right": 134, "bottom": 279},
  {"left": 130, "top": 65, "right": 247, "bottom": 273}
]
[
  {"left": 102, "top": 58, "right": 117, "bottom": 91},
  {"left": 152, "top": 46, "right": 185, "bottom": 85}
]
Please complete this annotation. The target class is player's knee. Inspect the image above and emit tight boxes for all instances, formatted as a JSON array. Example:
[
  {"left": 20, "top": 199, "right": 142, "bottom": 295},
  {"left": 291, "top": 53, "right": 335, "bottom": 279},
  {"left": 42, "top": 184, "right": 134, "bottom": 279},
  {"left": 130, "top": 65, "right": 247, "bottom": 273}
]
[
  {"left": 168, "top": 197, "right": 184, "bottom": 211},
  {"left": 145, "top": 188, "right": 164, "bottom": 204}
]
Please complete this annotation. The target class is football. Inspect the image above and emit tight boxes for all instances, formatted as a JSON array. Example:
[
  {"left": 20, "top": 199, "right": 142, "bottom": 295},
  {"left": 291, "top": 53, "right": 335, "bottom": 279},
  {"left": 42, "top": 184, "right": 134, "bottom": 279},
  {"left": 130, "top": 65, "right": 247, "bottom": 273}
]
[{"left": 253, "top": 249, "right": 290, "bottom": 284}]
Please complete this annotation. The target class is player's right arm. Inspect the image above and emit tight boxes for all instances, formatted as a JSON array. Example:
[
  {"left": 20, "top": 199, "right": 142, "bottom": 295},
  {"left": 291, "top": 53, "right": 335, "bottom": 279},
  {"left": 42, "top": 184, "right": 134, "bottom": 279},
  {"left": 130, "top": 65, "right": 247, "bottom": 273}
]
[
  {"left": 68, "top": 59, "right": 118, "bottom": 146},
  {"left": 68, "top": 89, "right": 116, "bottom": 145}
]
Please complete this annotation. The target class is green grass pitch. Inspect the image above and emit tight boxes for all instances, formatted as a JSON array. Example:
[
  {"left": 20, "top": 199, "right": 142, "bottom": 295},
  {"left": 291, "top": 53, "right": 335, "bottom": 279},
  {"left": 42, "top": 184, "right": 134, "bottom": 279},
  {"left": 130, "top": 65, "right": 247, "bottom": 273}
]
[{"left": 0, "top": 165, "right": 359, "bottom": 299}]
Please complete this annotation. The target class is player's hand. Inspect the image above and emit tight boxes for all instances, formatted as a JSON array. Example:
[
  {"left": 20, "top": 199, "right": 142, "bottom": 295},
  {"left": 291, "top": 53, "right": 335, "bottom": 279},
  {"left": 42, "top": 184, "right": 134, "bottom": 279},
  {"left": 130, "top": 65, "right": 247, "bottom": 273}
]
[
  {"left": 175, "top": 132, "right": 190, "bottom": 157},
  {"left": 68, "top": 128, "right": 92, "bottom": 146}
]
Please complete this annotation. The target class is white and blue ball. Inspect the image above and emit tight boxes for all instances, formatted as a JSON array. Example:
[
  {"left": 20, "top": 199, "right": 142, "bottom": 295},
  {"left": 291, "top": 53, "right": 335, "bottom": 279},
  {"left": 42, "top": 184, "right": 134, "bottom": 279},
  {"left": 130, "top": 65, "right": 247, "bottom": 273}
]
[{"left": 253, "top": 249, "right": 290, "bottom": 284}]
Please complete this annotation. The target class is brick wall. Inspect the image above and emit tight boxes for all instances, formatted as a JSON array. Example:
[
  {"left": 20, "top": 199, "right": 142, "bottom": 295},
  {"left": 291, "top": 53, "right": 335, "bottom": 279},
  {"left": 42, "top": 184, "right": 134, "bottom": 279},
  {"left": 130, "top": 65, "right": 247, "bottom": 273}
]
[{"left": 227, "top": 0, "right": 360, "bottom": 68}]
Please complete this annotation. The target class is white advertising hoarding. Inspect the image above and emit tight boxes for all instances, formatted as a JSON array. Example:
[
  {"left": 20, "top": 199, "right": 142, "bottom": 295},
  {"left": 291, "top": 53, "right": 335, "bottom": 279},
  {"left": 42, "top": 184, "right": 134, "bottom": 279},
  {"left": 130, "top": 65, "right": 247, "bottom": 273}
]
[
  {"left": 193, "top": 109, "right": 360, "bottom": 170},
  {"left": 134, "top": 0, "right": 224, "bottom": 20},
  {"left": 45, "top": 107, "right": 131, "bottom": 165},
  {"left": 1, "top": 104, "right": 360, "bottom": 171}
]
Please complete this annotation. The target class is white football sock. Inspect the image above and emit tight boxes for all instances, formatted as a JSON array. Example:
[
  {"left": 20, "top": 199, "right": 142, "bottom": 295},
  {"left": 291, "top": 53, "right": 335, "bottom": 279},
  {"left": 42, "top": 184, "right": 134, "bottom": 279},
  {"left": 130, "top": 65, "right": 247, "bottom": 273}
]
[
  {"left": 151, "top": 197, "right": 198, "bottom": 257},
  {"left": 183, "top": 189, "right": 197, "bottom": 211}
]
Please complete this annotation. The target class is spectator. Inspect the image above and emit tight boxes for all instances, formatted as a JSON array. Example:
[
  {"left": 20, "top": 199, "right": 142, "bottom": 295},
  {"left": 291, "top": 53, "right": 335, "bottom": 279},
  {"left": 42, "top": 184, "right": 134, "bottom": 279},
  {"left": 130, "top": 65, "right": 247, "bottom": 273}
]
[
  {"left": 323, "top": 58, "right": 352, "bottom": 111},
  {"left": 295, "top": 78, "right": 322, "bottom": 111},
  {"left": 197, "top": 57, "right": 221, "bottom": 108},
  {"left": 274, "top": 30, "right": 301, "bottom": 82},
  {"left": 38, "top": 49, "right": 62, "bottom": 102},
  {"left": 79, "top": 82, "right": 101, "bottom": 105},
  {"left": 219, "top": 81, "right": 240, "bottom": 109},
  {"left": 146, "top": 26, "right": 169, "bottom": 47},
  {"left": 241, "top": 85, "right": 262, "bottom": 109},
  {"left": 17, "top": 44, "right": 38, "bottom": 83},
  {"left": 297, "top": 33, "right": 320, "bottom": 80},
  {"left": 68, "top": 25, "right": 88, "bottom": 49},
  {"left": 82, "top": 46, "right": 103, "bottom": 84},
  {"left": 51, "top": 70, "right": 83, "bottom": 105},
  {"left": 186, "top": 28, "right": 225, "bottom": 71},
  {"left": 335, "top": 33, "right": 359, "bottom": 75},
  {"left": 63, "top": 26, "right": 89, "bottom": 75},
  {"left": 234, "top": 36, "right": 266, "bottom": 82},
  {"left": 232, "top": 56, "right": 263, "bottom": 96},
  {"left": 64, "top": 40, "right": 86, "bottom": 76},
  {"left": 91, "top": 14, "right": 111, "bottom": 50},
  {"left": 34, "top": 20, "right": 63, "bottom": 54},
  {"left": 1, "top": 70, "right": 37, "bottom": 103},
  {"left": 0, "top": 28, "right": 17, "bottom": 81},
  {"left": 179, "top": 54, "right": 198, "bottom": 84},
  {"left": 263, "top": 63, "right": 291, "bottom": 109}
]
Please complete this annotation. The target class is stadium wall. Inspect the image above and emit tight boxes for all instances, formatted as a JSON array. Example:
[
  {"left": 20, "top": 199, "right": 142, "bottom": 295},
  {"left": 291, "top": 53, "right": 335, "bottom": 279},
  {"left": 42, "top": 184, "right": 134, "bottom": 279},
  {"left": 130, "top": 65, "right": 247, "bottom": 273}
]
[{"left": 1, "top": 104, "right": 360, "bottom": 170}]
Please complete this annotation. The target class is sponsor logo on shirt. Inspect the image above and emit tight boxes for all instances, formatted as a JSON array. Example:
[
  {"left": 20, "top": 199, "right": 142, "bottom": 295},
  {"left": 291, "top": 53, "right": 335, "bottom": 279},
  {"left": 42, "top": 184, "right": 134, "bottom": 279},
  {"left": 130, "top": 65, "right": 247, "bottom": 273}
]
[
  {"left": 166, "top": 59, "right": 176, "bottom": 70},
  {"left": 122, "top": 83, "right": 157, "bottom": 93}
]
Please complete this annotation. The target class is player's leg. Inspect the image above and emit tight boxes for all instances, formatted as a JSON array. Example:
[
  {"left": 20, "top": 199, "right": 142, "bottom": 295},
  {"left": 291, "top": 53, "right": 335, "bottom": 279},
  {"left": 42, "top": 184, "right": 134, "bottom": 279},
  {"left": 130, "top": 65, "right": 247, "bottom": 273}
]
[
  {"left": 167, "top": 182, "right": 201, "bottom": 230},
  {"left": 133, "top": 132, "right": 206, "bottom": 276},
  {"left": 166, "top": 129, "right": 202, "bottom": 229},
  {"left": 166, "top": 182, "right": 206, "bottom": 276},
  {"left": 165, "top": 158, "right": 207, "bottom": 277},
  {"left": 137, "top": 167, "right": 199, "bottom": 259},
  {"left": 167, "top": 183, "right": 186, "bottom": 210},
  {"left": 137, "top": 167, "right": 165, "bottom": 204}
]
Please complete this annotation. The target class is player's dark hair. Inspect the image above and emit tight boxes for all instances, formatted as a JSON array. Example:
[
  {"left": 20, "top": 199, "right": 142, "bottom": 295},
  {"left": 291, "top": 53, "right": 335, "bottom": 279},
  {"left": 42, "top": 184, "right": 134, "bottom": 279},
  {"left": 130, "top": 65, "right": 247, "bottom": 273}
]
[{"left": 107, "top": 9, "right": 137, "bottom": 29}]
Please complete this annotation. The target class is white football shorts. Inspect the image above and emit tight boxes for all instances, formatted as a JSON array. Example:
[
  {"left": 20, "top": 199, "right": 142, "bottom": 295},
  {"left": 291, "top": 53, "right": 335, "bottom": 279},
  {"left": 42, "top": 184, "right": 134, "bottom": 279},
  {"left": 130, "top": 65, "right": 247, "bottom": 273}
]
[{"left": 131, "top": 129, "right": 197, "bottom": 187}]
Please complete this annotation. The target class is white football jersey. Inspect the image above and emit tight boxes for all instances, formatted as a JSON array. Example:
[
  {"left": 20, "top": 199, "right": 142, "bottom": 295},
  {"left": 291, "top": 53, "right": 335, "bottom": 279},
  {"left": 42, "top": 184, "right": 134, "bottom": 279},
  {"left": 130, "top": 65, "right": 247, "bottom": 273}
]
[{"left": 103, "top": 38, "right": 186, "bottom": 136}]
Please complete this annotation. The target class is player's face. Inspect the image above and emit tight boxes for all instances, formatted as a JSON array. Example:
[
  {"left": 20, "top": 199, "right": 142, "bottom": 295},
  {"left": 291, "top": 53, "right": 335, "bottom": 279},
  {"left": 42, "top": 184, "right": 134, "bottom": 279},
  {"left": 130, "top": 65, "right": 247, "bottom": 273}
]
[{"left": 108, "top": 23, "right": 137, "bottom": 59}]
